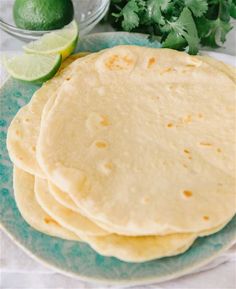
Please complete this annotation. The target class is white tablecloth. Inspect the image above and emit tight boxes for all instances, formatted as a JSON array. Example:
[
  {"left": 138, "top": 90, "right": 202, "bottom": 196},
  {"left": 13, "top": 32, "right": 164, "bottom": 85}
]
[
  {"left": 1, "top": 22, "right": 236, "bottom": 289},
  {"left": 1, "top": 231, "right": 236, "bottom": 289}
]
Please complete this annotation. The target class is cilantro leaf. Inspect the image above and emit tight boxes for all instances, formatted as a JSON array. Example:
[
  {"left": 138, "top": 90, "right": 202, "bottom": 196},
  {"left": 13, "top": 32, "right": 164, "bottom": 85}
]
[
  {"left": 196, "top": 17, "right": 232, "bottom": 47},
  {"left": 160, "top": 0, "right": 172, "bottom": 11},
  {"left": 162, "top": 31, "right": 187, "bottom": 50},
  {"left": 146, "top": 0, "right": 165, "bottom": 25},
  {"left": 230, "top": 2, "right": 236, "bottom": 18},
  {"left": 113, "top": 0, "right": 141, "bottom": 31},
  {"left": 218, "top": 0, "right": 231, "bottom": 22},
  {"left": 185, "top": 0, "right": 208, "bottom": 17},
  {"left": 168, "top": 7, "right": 200, "bottom": 54}
]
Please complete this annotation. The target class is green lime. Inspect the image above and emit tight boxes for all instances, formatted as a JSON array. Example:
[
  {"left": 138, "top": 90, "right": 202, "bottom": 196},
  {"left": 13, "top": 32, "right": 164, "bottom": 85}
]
[
  {"left": 24, "top": 21, "right": 78, "bottom": 60},
  {"left": 4, "top": 53, "right": 62, "bottom": 83},
  {"left": 13, "top": 0, "right": 74, "bottom": 30}
]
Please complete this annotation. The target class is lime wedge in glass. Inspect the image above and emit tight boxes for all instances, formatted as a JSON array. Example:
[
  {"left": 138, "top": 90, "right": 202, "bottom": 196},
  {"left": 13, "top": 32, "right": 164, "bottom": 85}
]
[
  {"left": 23, "top": 20, "right": 78, "bottom": 60},
  {"left": 4, "top": 53, "right": 62, "bottom": 83}
]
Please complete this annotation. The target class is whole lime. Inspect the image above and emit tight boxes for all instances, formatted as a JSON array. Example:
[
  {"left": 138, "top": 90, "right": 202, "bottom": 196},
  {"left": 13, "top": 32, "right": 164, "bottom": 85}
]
[{"left": 13, "top": 0, "right": 74, "bottom": 31}]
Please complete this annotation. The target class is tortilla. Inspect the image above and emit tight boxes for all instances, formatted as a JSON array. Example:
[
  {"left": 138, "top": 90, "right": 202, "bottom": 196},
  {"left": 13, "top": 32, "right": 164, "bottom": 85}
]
[
  {"left": 48, "top": 180, "right": 80, "bottom": 212},
  {"left": 13, "top": 167, "right": 80, "bottom": 241},
  {"left": 37, "top": 176, "right": 229, "bottom": 262},
  {"left": 46, "top": 56, "right": 236, "bottom": 220},
  {"left": 12, "top": 165, "right": 231, "bottom": 262},
  {"left": 81, "top": 219, "right": 229, "bottom": 262},
  {"left": 37, "top": 46, "right": 236, "bottom": 236},
  {"left": 35, "top": 177, "right": 109, "bottom": 237},
  {"left": 7, "top": 53, "right": 90, "bottom": 177},
  {"left": 197, "top": 55, "right": 236, "bottom": 82}
]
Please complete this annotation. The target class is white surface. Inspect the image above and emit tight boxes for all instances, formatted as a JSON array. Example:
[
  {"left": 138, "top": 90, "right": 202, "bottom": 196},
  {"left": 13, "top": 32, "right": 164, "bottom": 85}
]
[
  {"left": 1, "top": 230, "right": 236, "bottom": 289},
  {"left": 0, "top": 17, "right": 236, "bottom": 289}
]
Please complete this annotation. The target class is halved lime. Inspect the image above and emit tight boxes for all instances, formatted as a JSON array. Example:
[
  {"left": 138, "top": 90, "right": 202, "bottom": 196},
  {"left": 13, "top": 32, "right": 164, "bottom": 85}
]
[
  {"left": 23, "top": 21, "right": 78, "bottom": 60},
  {"left": 4, "top": 53, "right": 62, "bottom": 83}
]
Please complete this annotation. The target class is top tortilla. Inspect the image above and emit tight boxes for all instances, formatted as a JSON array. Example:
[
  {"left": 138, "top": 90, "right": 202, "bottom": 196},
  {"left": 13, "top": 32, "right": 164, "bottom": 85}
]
[{"left": 37, "top": 46, "right": 236, "bottom": 236}]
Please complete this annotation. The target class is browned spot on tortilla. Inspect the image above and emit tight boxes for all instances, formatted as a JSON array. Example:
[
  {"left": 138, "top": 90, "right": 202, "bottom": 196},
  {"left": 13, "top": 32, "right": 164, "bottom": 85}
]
[
  {"left": 186, "top": 64, "right": 197, "bottom": 68},
  {"left": 203, "top": 216, "right": 209, "bottom": 221},
  {"left": 184, "top": 149, "right": 190, "bottom": 154},
  {"left": 100, "top": 116, "right": 110, "bottom": 126},
  {"left": 105, "top": 54, "right": 133, "bottom": 70},
  {"left": 217, "top": 148, "right": 222, "bottom": 153},
  {"left": 183, "top": 190, "right": 193, "bottom": 197},
  {"left": 200, "top": 142, "right": 212, "bottom": 146},
  {"left": 183, "top": 115, "right": 192, "bottom": 123},
  {"left": 105, "top": 55, "right": 119, "bottom": 69},
  {"left": 123, "top": 56, "right": 133, "bottom": 65},
  {"left": 95, "top": 141, "right": 108, "bottom": 148},
  {"left": 44, "top": 217, "right": 60, "bottom": 226},
  {"left": 147, "top": 57, "right": 156, "bottom": 68},
  {"left": 167, "top": 123, "right": 173, "bottom": 128}
]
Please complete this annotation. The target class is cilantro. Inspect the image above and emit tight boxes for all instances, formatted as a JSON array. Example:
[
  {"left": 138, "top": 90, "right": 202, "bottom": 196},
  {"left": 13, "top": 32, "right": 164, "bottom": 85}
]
[
  {"left": 164, "top": 7, "right": 199, "bottom": 54},
  {"left": 196, "top": 0, "right": 233, "bottom": 47},
  {"left": 196, "top": 17, "right": 232, "bottom": 47},
  {"left": 162, "top": 31, "right": 187, "bottom": 50},
  {"left": 230, "top": 2, "right": 236, "bottom": 18},
  {"left": 146, "top": 0, "right": 165, "bottom": 25},
  {"left": 108, "top": 0, "right": 235, "bottom": 54},
  {"left": 112, "top": 0, "right": 141, "bottom": 31},
  {"left": 184, "top": 0, "right": 208, "bottom": 17}
]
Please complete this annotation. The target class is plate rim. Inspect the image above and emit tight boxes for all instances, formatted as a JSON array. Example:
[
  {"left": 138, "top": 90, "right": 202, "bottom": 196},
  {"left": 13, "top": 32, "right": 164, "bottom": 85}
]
[{"left": 1, "top": 223, "right": 235, "bottom": 286}]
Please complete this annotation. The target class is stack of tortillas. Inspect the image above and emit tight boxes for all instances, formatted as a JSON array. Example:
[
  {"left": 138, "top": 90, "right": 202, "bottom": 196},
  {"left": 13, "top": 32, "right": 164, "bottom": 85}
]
[{"left": 7, "top": 46, "right": 236, "bottom": 262}]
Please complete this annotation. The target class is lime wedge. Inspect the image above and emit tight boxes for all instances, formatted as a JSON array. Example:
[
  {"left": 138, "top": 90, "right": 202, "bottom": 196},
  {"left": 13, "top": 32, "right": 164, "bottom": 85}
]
[
  {"left": 4, "top": 53, "right": 62, "bottom": 83},
  {"left": 23, "top": 20, "right": 78, "bottom": 60}
]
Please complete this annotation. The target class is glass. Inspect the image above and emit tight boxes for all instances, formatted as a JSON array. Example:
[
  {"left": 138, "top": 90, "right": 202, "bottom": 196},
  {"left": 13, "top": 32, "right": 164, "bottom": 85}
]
[{"left": 0, "top": 0, "right": 110, "bottom": 41}]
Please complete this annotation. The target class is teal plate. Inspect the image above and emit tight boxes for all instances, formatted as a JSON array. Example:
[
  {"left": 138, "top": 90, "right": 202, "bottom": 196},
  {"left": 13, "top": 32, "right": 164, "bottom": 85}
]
[{"left": 0, "top": 32, "right": 235, "bottom": 286}]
